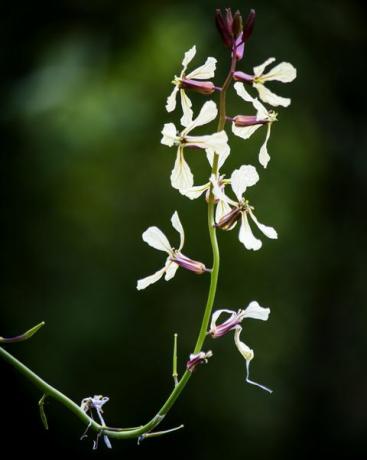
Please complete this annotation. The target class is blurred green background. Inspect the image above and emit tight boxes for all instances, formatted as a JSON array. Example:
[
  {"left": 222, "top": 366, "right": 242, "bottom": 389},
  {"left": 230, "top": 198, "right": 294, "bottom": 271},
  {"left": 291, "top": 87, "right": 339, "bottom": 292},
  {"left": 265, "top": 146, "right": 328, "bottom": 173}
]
[{"left": 1, "top": 0, "right": 366, "bottom": 457}]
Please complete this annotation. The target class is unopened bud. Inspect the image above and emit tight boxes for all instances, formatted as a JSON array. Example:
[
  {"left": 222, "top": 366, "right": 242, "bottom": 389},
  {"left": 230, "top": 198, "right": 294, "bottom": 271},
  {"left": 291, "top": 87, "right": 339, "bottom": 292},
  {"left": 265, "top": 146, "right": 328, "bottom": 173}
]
[
  {"left": 215, "top": 9, "right": 233, "bottom": 48},
  {"left": 243, "top": 9, "right": 256, "bottom": 42},
  {"left": 186, "top": 350, "right": 213, "bottom": 372},
  {"left": 232, "top": 10, "right": 243, "bottom": 38}
]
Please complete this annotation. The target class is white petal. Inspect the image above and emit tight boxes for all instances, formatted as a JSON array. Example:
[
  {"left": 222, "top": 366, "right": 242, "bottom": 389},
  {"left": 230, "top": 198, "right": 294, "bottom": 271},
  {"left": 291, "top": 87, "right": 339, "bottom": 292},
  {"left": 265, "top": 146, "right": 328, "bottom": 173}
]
[
  {"left": 186, "top": 57, "right": 217, "bottom": 80},
  {"left": 137, "top": 266, "right": 166, "bottom": 290},
  {"left": 179, "top": 90, "right": 193, "bottom": 127},
  {"left": 171, "top": 211, "right": 185, "bottom": 251},
  {"left": 233, "top": 82, "right": 268, "bottom": 118},
  {"left": 261, "top": 61, "right": 297, "bottom": 83},
  {"left": 253, "top": 98, "right": 270, "bottom": 120},
  {"left": 206, "top": 144, "right": 230, "bottom": 169},
  {"left": 246, "top": 359, "right": 273, "bottom": 393},
  {"left": 210, "top": 309, "right": 236, "bottom": 330},
  {"left": 215, "top": 199, "right": 233, "bottom": 224},
  {"left": 234, "top": 327, "right": 254, "bottom": 361},
  {"left": 184, "top": 100, "right": 218, "bottom": 133},
  {"left": 164, "top": 260, "right": 179, "bottom": 281},
  {"left": 182, "top": 45, "right": 196, "bottom": 71},
  {"left": 170, "top": 147, "right": 194, "bottom": 192},
  {"left": 142, "top": 226, "right": 171, "bottom": 253},
  {"left": 239, "top": 213, "right": 262, "bottom": 251},
  {"left": 253, "top": 57, "right": 276, "bottom": 77},
  {"left": 161, "top": 123, "right": 178, "bottom": 147},
  {"left": 232, "top": 122, "right": 262, "bottom": 140},
  {"left": 166, "top": 86, "right": 179, "bottom": 112},
  {"left": 210, "top": 175, "right": 235, "bottom": 206},
  {"left": 248, "top": 209, "right": 278, "bottom": 239},
  {"left": 253, "top": 83, "right": 291, "bottom": 108},
  {"left": 231, "top": 165, "right": 259, "bottom": 201},
  {"left": 181, "top": 182, "right": 210, "bottom": 200},
  {"left": 259, "top": 123, "right": 272, "bottom": 168},
  {"left": 234, "top": 82, "right": 256, "bottom": 103},
  {"left": 243, "top": 301, "right": 270, "bottom": 321},
  {"left": 186, "top": 131, "right": 228, "bottom": 155}
]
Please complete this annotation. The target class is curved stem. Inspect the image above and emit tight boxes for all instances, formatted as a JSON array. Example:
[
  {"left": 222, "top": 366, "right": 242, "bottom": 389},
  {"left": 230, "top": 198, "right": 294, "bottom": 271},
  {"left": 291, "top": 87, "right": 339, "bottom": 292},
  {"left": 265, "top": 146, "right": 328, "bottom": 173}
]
[{"left": 0, "top": 53, "right": 237, "bottom": 441}]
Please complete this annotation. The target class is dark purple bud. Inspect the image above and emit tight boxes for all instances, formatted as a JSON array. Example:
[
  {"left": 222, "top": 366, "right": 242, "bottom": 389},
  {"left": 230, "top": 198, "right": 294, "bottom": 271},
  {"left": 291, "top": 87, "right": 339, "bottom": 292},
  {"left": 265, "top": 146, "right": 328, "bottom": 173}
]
[
  {"left": 243, "top": 9, "right": 256, "bottom": 42},
  {"left": 233, "top": 115, "right": 267, "bottom": 127},
  {"left": 232, "top": 10, "right": 243, "bottom": 38},
  {"left": 186, "top": 350, "right": 213, "bottom": 372},
  {"left": 225, "top": 8, "right": 234, "bottom": 35},
  {"left": 233, "top": 71, "right": 254, "bottom": 84},
  {"left": 180, "top": 79, "right": 216, "bottom": 95},
  {"left": 215, "top": 9, "right": 233, "bottom": 48},
  {"left": 216, "top": 206, "right": 242, "bottom": 231},
  {"left": 172, "top": 252, "right": 208, "bottom": 274}
]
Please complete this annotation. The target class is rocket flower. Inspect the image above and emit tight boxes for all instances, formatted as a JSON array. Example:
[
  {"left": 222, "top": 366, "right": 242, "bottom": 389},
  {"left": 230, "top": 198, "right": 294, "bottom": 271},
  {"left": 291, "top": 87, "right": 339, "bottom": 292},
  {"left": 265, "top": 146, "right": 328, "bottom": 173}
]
[
  {"left": 166, "top": 45, "right": 217, "bottom": 127},
  {"left": 137, "top": 211, "right": 208, "bottom": 291},
  {"left": 215, "top": 165, "right": 277, "bottom": 250},
  {"left": 231, "top": 82, "right": 277, "bottom": 168},
  {"left": 161, "top": 101, "right": 229, "bottom": 192},
  {"left": 234, "top": 57, "right": 296, "bottom": 107}
]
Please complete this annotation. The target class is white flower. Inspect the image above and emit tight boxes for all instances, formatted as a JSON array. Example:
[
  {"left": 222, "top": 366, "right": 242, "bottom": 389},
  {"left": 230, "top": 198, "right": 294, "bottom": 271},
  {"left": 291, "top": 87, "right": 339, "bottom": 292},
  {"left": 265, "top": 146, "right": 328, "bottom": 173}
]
[
  {"left": 161, "top": 101, "right": 229, "bottom": 192},
  {"left": 166, "top": 45, "right": 217, "bottom": 127},
  {"left": 252, "top": 57, "right": 297, "bottom": 107},
  {"left": 234, "top": 326, "right": 272, "bottom": 393},
  {"left": 137, "top": 211, "right": 207, "bottom": 290},
  {"left": 216, "top": 165, "right": 277, "bottom": 251},
  {"left": 233, "top": 82, "right": 277, "bottom": 168},
  {"left": 209, "top": 301, "right": 270, "bottom": 338}
]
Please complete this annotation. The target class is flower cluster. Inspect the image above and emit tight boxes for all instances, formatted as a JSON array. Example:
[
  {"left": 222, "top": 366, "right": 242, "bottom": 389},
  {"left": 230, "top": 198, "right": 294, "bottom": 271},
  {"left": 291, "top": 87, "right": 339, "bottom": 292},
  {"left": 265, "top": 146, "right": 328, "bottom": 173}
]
[{"left": 137, "top": 7, "right": 296, "bottom": 391}]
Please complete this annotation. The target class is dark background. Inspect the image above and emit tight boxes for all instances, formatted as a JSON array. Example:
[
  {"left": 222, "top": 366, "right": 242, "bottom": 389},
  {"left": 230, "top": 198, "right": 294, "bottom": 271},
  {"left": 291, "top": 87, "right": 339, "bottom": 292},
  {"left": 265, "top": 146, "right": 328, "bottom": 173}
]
[{"left": 1, "top": 0, "right": 367, "bottom": 458}]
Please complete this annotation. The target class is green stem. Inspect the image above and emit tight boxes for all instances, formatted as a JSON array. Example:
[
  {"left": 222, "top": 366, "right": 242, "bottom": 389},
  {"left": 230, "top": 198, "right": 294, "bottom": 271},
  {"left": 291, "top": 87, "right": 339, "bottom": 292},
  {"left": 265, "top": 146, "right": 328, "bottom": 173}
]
[{"left": 0, "top": 53, "right": 237, "bottom": 442}]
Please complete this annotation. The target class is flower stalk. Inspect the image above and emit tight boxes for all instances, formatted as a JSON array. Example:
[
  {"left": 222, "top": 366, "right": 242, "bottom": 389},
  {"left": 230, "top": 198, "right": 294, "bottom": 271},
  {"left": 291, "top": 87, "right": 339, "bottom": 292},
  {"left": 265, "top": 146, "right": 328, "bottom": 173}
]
[{"left": 0, "top": 6, "right": 296, "bottom": 447}]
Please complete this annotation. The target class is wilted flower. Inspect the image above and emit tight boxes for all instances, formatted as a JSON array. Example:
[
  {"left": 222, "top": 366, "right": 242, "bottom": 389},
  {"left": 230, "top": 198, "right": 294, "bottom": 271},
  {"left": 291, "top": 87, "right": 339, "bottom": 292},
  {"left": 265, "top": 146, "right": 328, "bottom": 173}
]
[
  {"left": 186, "top": 350, "right": 213, "bottom": 372},
  {"left": 234, "top": 326, "right": 272, "bottom": 393},
  {"left": 215, "top": 165, "right": 277, "bottom": 250},
  {"left": 161, "top": 101, "right": 229, "bottom": 192},
  {"left": 80, "top": 395, "right": 112, "bottom": 449},
  {"left": 234, "top": 57, "right": 296, "bottom": 107},
  {"left": 209, "top": 301, "right": 269, "bottom": 338},
  {"left": 137, "top": 211, "right": 208, "bottom": 291},
  {"left": 232, "top": 82, "right": 277, "bottom": 168},
  {"left": 166, "top": 45, "right": 217, "bottom": 127}
]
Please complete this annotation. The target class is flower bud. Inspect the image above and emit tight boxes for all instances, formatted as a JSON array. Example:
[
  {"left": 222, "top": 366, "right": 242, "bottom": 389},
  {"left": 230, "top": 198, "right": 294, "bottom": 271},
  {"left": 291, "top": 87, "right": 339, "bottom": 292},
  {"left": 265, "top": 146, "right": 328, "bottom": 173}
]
[
  {"left": 243, "top": 9, "right": 256, "bottom": 42},
  {"left": 186, "top": 350, "right": 213, "bottom": 372},
  {"left": 172, "top": 252, "right": 208, "bottom": 274},
  {"left": 180, "top": 79, "right": 216, "bottom": 95},
  {"left": 232, "top": 10, "right": 243, "bottom": 38},
  {"left": 215, "top": 9, "right": 233, "bottom": 48}
]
